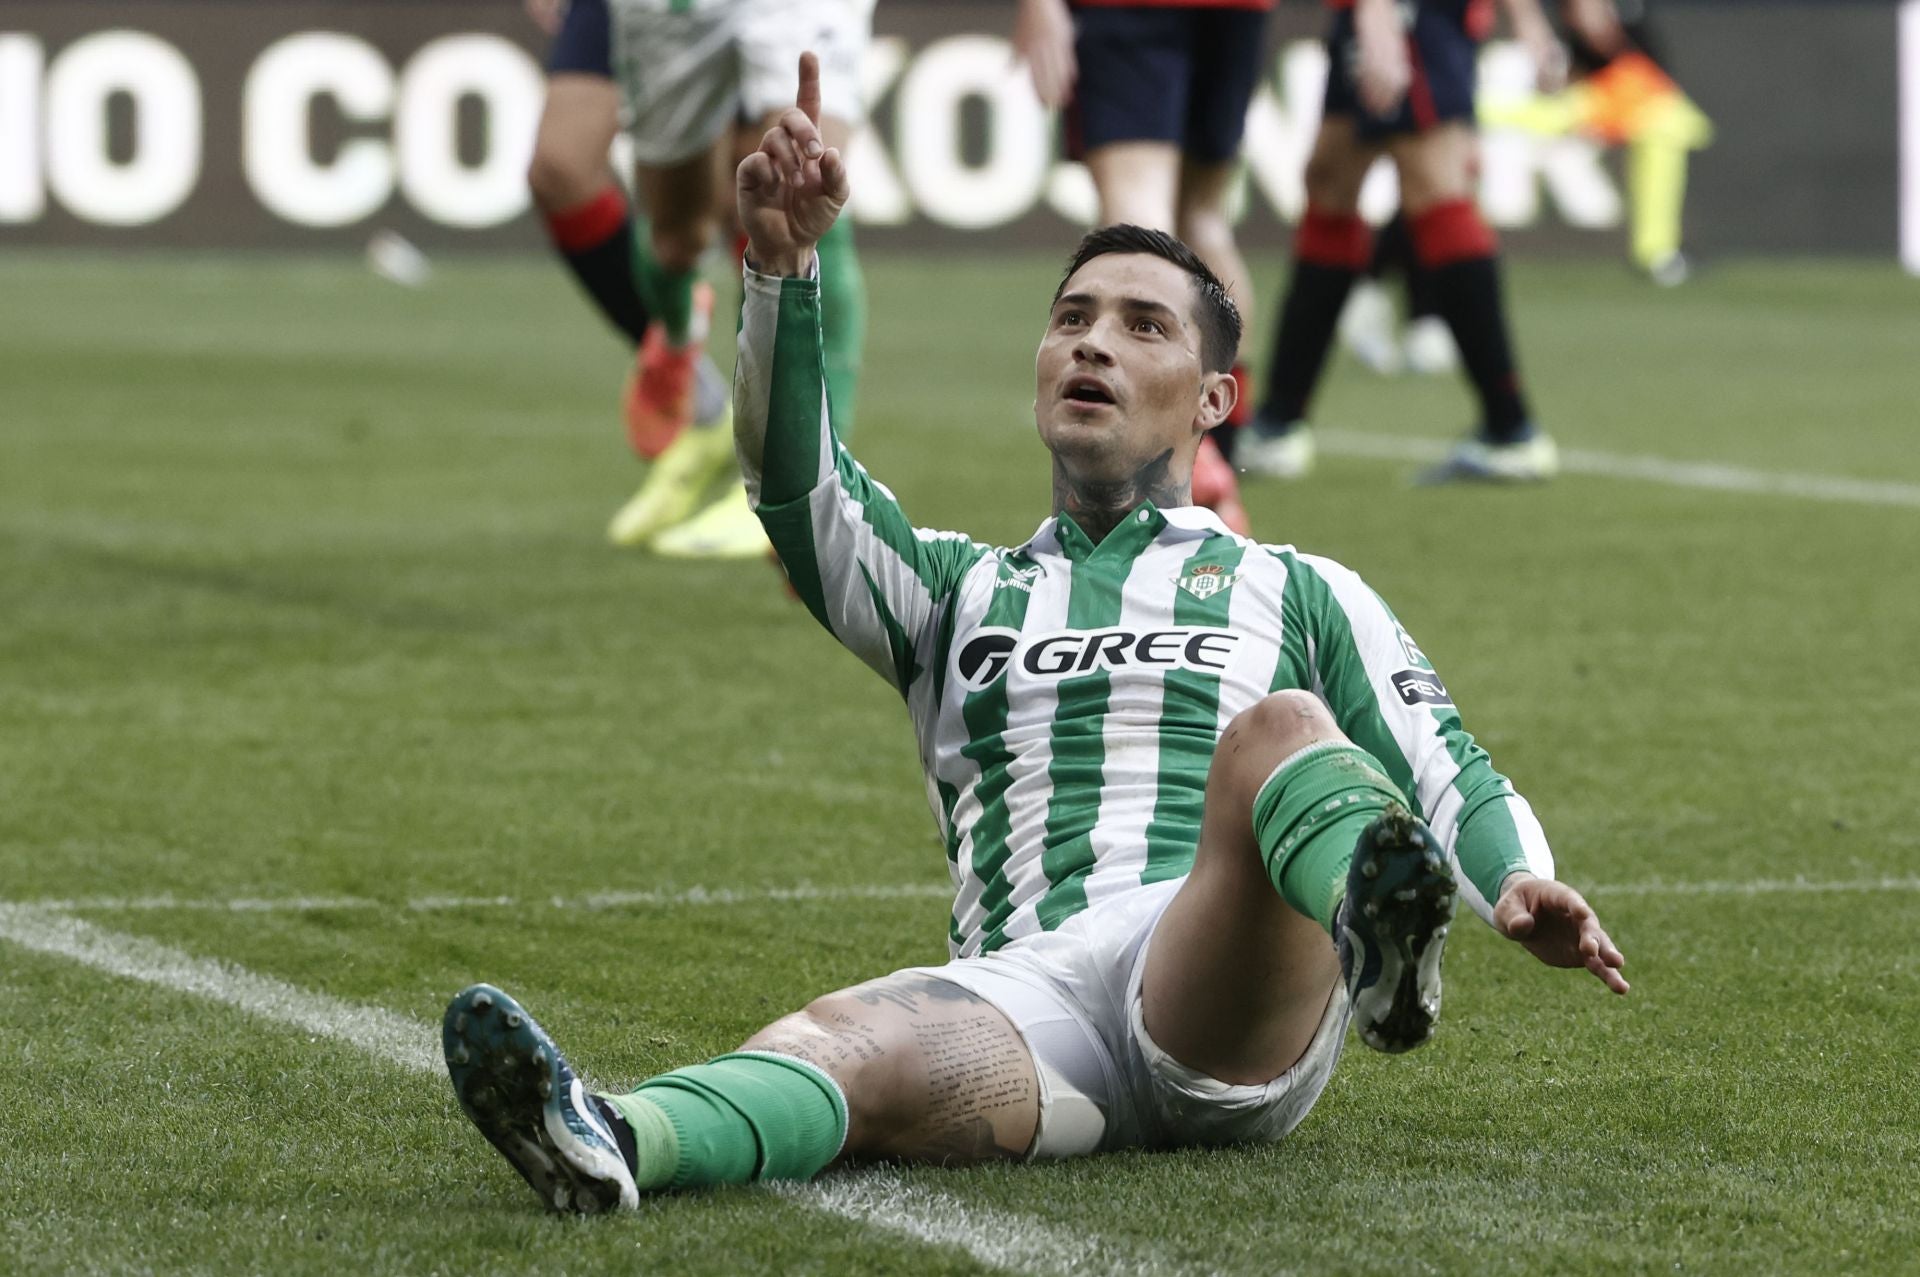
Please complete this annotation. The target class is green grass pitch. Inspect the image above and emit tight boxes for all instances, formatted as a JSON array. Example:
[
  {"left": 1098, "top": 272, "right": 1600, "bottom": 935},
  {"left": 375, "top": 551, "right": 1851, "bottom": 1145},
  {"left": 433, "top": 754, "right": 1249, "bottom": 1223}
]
[{"left": 1, "top": 248, "right": 1917, "bottom": 1275}]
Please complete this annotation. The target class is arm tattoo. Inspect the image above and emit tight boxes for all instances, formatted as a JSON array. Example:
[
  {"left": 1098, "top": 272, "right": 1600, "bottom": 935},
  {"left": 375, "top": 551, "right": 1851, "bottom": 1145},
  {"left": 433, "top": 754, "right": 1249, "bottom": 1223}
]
[{"left": 1052, "top": 447, "right": 1186, "bottom": 543}]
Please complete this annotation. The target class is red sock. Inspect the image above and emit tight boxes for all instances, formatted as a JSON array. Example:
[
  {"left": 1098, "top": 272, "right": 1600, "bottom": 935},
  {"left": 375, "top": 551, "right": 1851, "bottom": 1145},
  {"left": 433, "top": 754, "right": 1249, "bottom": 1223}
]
[
  {"left": 543, "top": 185, "right": 649, "bottom": 344},
  {"left": 1408, "top": 199, "right": 1497, "bottom": 269},
  {"left": 1295, "top": 204, "right": 1374, "bottom": 271},
  {"left": 1408, "top": 200, "right": 1530, "bottom": 439},
  {"left": 544, "top": 186, "right": 629, "bottom": 253},
  {"left": 1261, "top": 204, "right": 1371, "bottom": 425}
]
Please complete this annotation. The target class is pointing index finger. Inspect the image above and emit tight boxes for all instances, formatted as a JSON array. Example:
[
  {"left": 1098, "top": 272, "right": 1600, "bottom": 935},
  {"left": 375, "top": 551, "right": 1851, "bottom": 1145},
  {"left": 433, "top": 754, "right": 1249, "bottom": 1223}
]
[{"left": 797, "top": 51, "right": 822, "bottom": 125}]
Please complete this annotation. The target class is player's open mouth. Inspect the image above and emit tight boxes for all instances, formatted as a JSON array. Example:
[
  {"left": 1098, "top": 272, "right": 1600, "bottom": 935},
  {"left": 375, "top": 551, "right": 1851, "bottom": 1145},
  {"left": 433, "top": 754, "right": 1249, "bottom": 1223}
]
[{"left": 1062, "top": 377, "right": 1116, "bottom": 406}]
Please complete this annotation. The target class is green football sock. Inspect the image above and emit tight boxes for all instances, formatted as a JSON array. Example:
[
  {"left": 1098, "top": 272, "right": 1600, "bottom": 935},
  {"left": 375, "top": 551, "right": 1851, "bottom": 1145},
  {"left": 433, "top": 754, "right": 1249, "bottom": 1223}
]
[
  {"left": 599, "top": 1052, "right": 848, "bottom": 1191},
  {"left": 1252, "top": 742, "right": 1404, "bottom": 934},
  {"left": 634, "top": 243, "right": 698, "bottom": 346},
  {"left": 816, "top": 219, "right": 866, "bottom": 438}
]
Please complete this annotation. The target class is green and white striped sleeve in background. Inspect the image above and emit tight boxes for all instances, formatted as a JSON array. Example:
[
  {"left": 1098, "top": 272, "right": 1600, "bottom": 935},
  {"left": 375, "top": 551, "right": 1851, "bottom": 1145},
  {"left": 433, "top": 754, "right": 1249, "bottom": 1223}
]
[
  {"left": 734, "top": 264, "right": 989, "bottom": 696},
  {"left": 1282, "top": 552, "right": 1556, "bottom": 925}
]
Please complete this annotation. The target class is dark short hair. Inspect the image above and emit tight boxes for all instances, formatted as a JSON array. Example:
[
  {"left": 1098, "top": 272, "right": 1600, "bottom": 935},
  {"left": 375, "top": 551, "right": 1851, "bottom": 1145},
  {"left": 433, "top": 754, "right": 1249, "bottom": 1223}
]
[{"left": 1052, "top": 224, "right": 1242, "bottom": 373}]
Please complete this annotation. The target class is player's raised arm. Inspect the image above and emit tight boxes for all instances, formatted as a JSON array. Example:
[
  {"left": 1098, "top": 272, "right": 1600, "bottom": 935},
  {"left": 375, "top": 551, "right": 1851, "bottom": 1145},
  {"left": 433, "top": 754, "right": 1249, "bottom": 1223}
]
[
  {"left": 734, "top": 51, "right": 846, "bottom": 512},
  {"left": 736, "top": 52, "right": 848, "bottom": 280},
  {"left": 732, "top": 55, "right": 988, "bottom": 694}
]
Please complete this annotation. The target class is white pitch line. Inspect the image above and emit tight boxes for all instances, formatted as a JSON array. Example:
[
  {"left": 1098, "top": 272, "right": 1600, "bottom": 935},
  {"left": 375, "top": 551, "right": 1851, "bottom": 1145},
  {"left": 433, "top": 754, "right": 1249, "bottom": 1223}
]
[
  {"left": 24, "top": 881, "right": 955, "bottom": 916},
  {"left": 1318, "top": 430, "right": 1920, "bottom": 510},
  {"left": 0, "top": 903, "right": 442, "bottom": 1074},
  {"left": 0, "top": 901, "right": 1145, "bottom": 1277},
  {"left": 780, "top": 1171, "right": 1221, "bottom": 1277},
  {"left": 1584, "top": 874, "right": 1920, "bottom": 898}
]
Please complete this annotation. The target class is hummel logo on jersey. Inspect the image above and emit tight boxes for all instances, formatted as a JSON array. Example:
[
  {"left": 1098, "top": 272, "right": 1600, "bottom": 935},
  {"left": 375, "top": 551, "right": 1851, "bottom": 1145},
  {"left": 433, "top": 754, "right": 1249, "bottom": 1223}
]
[
  {"left": 1176, "top": 563, "right": 1239, "bottom": 600},
  {"left": 996, "top": 566, "right": 1042, "bottom": 592},
  {"left": 954, "top": 626, "right": 1241, "bottom": 692},
  {"left": 1391, "top": 669, "right": 1453, "bottom": 707}
]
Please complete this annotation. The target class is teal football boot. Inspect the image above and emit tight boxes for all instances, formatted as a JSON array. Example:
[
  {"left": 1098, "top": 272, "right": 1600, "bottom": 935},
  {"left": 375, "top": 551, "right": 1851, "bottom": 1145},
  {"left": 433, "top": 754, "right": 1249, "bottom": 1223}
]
[
  {"left": 1337, "top": 808, "right": 1458, "bottom": 1053},
  {"left": 443, "top": 984, "right": 638, "bottom": 1213}
]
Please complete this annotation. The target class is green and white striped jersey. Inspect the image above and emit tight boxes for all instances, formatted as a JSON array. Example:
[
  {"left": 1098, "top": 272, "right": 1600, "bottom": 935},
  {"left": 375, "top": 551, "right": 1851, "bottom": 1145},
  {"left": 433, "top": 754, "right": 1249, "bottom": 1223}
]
[{"left": 735, "top": 266, "right": 1552, "bottom": 958}]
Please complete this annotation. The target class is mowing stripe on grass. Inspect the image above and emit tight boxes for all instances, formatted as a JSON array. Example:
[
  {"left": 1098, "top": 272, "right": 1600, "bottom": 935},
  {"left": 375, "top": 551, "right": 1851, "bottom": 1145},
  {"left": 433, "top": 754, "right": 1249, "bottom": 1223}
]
[
  {"left": 18, "top": 874, "right": 1920, "bottom": 917},
  {"left": 0, "top": 901, "right": 1154, "bottom": 1277},
  {"left": 1583, "top": 874, "right": 1920, "bottom": 898},
  {"left": 1319, "top": 430, "right": 1920, "bottom": 510},
  {"left": 25, "top": 881, "right": 955, "bottom": 915}
]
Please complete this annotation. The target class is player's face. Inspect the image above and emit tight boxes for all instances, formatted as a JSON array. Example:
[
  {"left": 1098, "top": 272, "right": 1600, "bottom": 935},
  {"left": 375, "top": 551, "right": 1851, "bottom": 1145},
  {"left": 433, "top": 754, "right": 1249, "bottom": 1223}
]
[{"left": 1034, "top": 253, "right": 1212, "bottom": 482}]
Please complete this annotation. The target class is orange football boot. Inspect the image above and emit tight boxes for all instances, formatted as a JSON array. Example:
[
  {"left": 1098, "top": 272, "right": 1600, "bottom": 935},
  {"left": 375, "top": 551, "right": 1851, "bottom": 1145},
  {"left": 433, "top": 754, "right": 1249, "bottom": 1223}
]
[{"left": 623, "top": 281, "right": 714, "bottom": 460}]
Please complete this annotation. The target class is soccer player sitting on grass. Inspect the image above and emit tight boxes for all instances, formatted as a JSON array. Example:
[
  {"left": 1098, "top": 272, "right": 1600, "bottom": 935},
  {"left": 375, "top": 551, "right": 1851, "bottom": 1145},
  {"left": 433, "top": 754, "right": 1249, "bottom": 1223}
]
[{"left": 442, "top": 56, "right": 1630, "bottom": 1211}]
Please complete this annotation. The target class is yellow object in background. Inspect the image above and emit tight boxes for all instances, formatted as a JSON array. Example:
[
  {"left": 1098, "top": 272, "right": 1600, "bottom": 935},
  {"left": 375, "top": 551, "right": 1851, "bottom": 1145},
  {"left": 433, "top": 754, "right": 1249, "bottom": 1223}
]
[{"left": 1483, "top": 51, "right": 1714, "bottom": 278}]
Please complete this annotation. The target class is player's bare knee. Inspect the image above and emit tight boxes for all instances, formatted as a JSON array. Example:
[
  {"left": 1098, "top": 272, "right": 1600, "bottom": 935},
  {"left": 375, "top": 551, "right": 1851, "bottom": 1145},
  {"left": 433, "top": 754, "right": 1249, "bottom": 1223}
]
[
  {"left": 527, "top": 147, "right": 593, "bottom": 212},
  {"left": 1220, "top": 691, "right": 1342, "bottom": 771},
  {"left": 741, "top": 993, "right": 908, "bottom": 1136},
  {"left": 649, "top": 221, "right": 712, "bottom": 272},
  {"left": 1302, "top": 150, "right": 1365, "bottom": 211},
  {"left": 1175, "top": 208, "right": 1230, "bottom": 257}
]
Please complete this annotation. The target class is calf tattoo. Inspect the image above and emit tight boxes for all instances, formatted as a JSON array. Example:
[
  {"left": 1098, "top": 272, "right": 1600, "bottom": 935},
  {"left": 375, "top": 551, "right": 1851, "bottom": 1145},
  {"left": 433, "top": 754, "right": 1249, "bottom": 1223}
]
[{"left": 744, "top": 974, "right": 1039, "bottom": 1165}]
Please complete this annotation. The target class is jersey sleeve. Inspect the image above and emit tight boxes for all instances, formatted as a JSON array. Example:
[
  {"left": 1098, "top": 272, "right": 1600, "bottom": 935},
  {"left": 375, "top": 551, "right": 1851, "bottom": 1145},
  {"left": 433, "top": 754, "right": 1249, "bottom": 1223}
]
[
  {"left": 733, "top": 262, "right": 989, "bottom": 695},
  {"left": 1287, "top": 553, "right": 1555, "bottom": 925}
]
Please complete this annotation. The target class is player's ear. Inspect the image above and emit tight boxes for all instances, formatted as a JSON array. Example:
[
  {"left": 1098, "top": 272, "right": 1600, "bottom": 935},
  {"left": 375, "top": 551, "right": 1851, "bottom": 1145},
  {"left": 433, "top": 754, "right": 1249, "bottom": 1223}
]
[{"left": 1194, "top": 368, "right": 1236, "bottom": 432}]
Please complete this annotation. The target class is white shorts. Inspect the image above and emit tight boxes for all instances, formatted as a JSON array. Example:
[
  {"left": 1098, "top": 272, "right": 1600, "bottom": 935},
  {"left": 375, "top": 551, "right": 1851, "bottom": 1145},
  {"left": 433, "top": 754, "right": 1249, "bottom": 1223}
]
[
  {"left": 607, "top": 0, "right": 874, "bottom": 166},
  {"left": 903, "top": 878, "right": 1352, "bottom": 1158}
]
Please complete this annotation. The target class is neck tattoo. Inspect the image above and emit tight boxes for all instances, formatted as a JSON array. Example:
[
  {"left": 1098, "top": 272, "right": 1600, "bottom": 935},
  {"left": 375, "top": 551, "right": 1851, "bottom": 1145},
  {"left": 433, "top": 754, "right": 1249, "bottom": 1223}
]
[{"left": 1052, "top": 448, "right": 1187, "bottom": 544}]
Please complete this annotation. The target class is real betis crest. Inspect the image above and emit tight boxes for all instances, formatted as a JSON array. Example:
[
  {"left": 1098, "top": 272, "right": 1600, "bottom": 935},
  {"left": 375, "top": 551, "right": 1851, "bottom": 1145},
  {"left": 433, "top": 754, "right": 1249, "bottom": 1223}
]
[{"left": 1176, "top": 562, "right": 1240, "bottom": 600}]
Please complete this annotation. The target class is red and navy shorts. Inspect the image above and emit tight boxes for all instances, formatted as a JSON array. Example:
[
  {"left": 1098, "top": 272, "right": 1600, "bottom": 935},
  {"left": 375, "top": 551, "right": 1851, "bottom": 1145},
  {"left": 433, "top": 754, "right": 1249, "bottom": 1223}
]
[
  {"left": 1322, "top": 2, "right": 1480, "bottom": 139},
  {"left": 1065, "top": 5, "right": 1274, "bottom": 164},
  {"left": 545, "top": 0, "right": 612, "bottom": 78}
]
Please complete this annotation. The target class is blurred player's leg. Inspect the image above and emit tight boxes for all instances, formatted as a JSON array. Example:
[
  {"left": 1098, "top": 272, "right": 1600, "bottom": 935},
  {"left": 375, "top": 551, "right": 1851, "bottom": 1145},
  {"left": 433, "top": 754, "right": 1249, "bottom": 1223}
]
[
  {"left": 605, "top": 357, "right": 731, "bottom": 546},
  {"left": 652, "top": 0, "right": 872, "bottom": 559},
  {"left": 1626, "top": 89, "right": 1713, "bottom": 285},
  {"left": 817, "top": 217, "right": 867, "bottom": 437},
  {"left": 1173, "top": 1, "right": 1265, "bottom": 459},
  {"left": 602, "top": 0, "right": 737, "bottom": 467},
  {"left": 626, "top": 148, "right": 721, "bottom": 458},
  {"left": 1393, "top": 123, "right": 1556, "bottom": 482},
  {"left": 530, "top": 72, "right": 647, "bottom": 345},
  {"left": 1368, "top": 211, "right": 1458, "bottom": 374},
  {"left": 1172, "top": 162, "right": 1252, "bottom": 532},
  {"left": 532, "top": 0, "right": 684, "bottom": 467},
  {"left": 1241, "top": 119, "right": 1380, "bottom": 481},
  {"left": 1073, "top": 3, "right": 1260, "bottom": 531}
]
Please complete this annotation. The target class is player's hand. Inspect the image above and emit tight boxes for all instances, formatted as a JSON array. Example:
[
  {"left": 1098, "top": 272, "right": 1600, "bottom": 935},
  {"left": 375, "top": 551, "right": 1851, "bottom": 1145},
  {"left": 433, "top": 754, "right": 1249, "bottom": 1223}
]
[
  {"left": 524, "top": 0, "right": 566, "bottom": 37},
  {"left": 737, "top": 53, "right": 849, "bottom": 278},
  {"left": 1012, "top": 0, "right": 1077, "bottom": 109},
  {"left": 1516, "top": 13, "right": 1572, "bottom": 93},
  {"left": 1494, "top": 872, "right": 1629, "bottom": 994},
  {"left": 1562, "top": 0, "right": 1628, "bottom": 58},
  {"left": 1353, "top": 0, "right": 1412, "bottom": 117}
]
